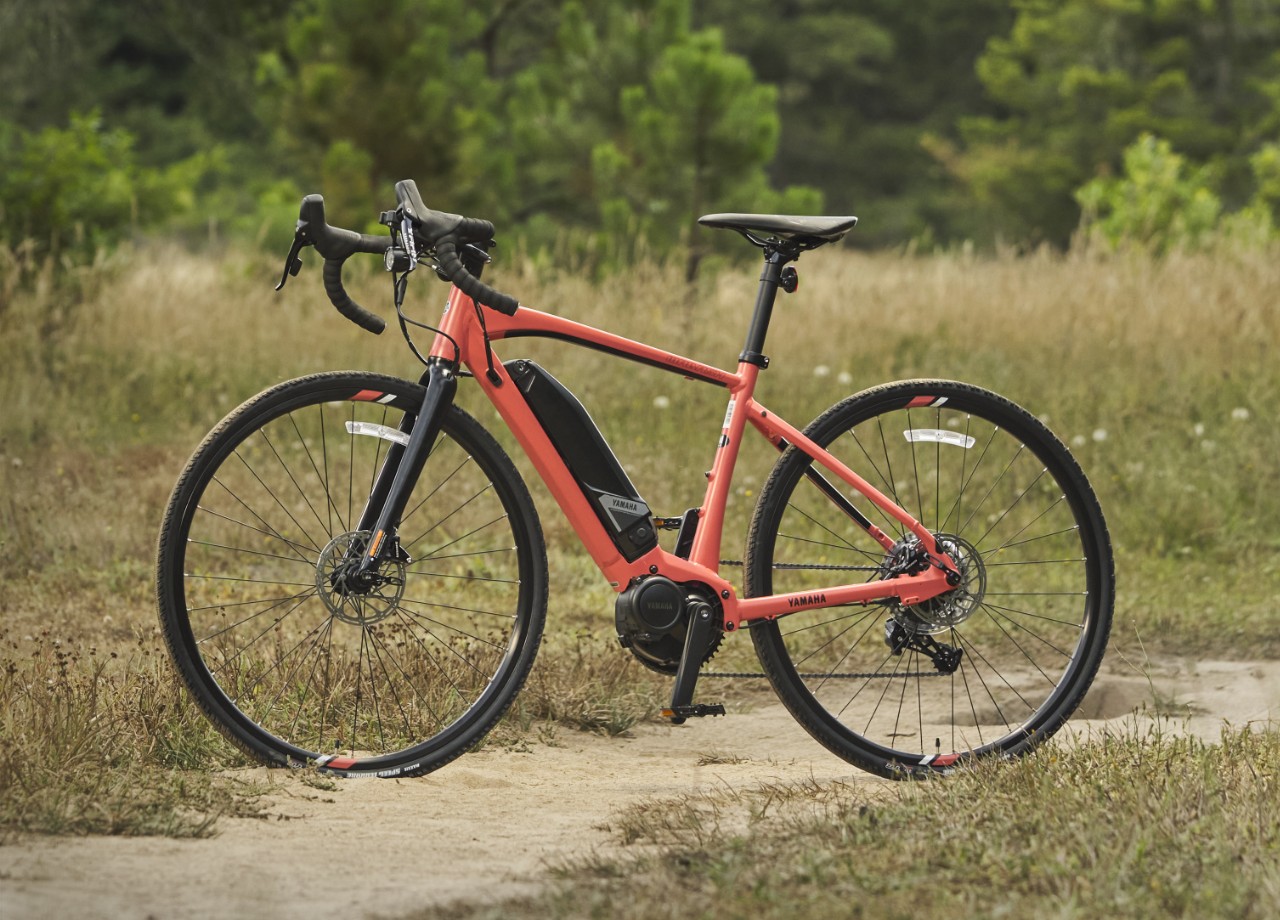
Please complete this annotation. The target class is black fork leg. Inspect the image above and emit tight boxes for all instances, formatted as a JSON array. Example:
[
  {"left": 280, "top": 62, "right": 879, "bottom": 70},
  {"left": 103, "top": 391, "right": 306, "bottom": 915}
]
[{"left": 352, "top": 359, "right": 457, "bottom": 573}]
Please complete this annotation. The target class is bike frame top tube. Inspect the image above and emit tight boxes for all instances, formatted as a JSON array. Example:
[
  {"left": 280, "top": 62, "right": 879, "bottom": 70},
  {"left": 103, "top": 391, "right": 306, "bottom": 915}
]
[{"left": 426, "top": 284, "right": 956, "bottom": 630}]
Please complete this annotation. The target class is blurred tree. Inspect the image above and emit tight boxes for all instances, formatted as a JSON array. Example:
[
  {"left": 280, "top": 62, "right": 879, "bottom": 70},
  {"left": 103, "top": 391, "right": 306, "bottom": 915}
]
[
  {"left": 943, "top": 0, "right": 1280, "bottom": 245},
  {"left": 0, "top": 0, "right": 292, "bottom": 161},
  {"left": 594, "top": 29, "right": 821, "bottom": 277},
  {"left": 1077, "top": 133, "right": 1278, "bottom": 251},
  {"left": 0, "top": 112, "right": 197, "bottom": 260},
  {"left": 697, "top": 0, "right": 1014, "bottom": 245},
  {"left": 260, "top": 0, "right": 815, "bottom": 273}
]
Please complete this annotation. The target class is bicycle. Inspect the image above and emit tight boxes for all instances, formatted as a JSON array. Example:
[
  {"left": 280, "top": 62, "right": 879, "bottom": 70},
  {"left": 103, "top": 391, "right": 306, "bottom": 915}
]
[{"left": 156, "top": 180, "right": 1114, "bottom": 780}]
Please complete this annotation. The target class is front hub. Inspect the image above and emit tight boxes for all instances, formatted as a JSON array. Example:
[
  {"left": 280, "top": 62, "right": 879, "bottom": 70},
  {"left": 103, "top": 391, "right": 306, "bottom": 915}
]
[{"left": 315, "top": 531, "right": 407, "bottom": 625}]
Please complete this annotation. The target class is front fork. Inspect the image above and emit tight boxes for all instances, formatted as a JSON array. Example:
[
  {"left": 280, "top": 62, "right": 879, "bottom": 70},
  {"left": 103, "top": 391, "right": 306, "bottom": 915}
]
[{"left": 350, "top": 358, "right": 457, "bottom": 576}]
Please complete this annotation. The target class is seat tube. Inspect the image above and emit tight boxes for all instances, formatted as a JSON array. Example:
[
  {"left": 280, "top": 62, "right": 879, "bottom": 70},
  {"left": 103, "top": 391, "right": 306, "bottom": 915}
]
[
  {"left": 740, "top": 249, "right": 787, "bottom": 367},
  {"left": 689, "top": 247, "right": 793, "bottom": 569},
  {"left": 690, "top": 361, "right": 760, "bottom": 570}
]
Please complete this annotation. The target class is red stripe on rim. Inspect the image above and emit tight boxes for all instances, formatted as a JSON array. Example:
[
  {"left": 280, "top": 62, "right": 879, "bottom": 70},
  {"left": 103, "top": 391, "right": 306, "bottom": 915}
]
[
  {"left": 351, "top": 389, "right": 384, "bottom": 402},
  {"left": 326, "top": 756, "right": 357, "bottom": 769},
  {"left": 932, "top": 752, "right": 959, "bottom": 767},
  {"left": 907, "top": 395, "right": 935, "bottom": 408}
]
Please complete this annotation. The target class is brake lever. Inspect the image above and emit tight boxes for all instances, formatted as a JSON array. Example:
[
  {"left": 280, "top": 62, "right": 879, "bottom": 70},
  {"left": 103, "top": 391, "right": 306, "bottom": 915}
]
[
  {"left": 274, "top": 232, "right": 309, "bottom": 291},
  {"left": 463, "top": 242, "right": 493, "bottom": 265}
]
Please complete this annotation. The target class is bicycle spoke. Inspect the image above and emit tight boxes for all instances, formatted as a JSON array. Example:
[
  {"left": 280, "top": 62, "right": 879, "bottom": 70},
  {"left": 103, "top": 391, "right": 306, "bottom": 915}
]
[
  {"left": 260, "top": 427, "right": 333, "bottom": 548},
  {"left": 236, "top": 449, "right": 324, "bottom": 555},
  {"left": 401, "top": 483, "right": 497, "bottom": 553},
  {"left": 750, "top": 384, "right": 1110, "bottom": 775},
  {"left": 196, "top": 503, "right": 318, "bottom": 560},
  {"left": 196, "top": 590, "right": 317, "bottom": 643}
]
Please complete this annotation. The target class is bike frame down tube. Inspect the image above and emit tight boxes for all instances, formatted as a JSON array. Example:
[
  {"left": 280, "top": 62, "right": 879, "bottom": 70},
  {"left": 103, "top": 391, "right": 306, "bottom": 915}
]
[{"left": 427, "top": 285, "right": 957, "bottom": 630}]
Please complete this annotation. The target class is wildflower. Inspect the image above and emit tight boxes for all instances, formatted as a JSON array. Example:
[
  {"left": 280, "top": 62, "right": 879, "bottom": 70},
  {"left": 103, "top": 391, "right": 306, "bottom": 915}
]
[
  {"left": 1193, "top": 422, "right": 1206, "bottom": 437},
  {"left": 1071, "top": 435, "right": 1086, "bottom": 448},
  {"left": 652, "top": 395, "right": 671, "bottom": 410},
  {"left": 813, "top": 364, "right": 830, "bottom": 377},
  {"left": 1091, "top": 429, "right": 1108, "bottom": 443},
  {"left": 837, "top": 371, "right": 853, "bottom": 385},
  {"left": 1231, "top": 407, "right": 1250, "bottom": 421}
]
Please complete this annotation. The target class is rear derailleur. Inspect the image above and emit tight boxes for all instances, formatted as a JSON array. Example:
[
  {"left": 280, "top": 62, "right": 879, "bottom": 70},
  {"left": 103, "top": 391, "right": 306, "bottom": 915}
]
[{"left": 884, "top": 618, "right": 963, "bottom": 675}]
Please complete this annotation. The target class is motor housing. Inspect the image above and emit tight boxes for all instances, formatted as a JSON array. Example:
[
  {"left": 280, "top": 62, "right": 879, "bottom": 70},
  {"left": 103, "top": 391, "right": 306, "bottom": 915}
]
[{"left": 615, "top": 577, "right": 721, "bottom": 674}]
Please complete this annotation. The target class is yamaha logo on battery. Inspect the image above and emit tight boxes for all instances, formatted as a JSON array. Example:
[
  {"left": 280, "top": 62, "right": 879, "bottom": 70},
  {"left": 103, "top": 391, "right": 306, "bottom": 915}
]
[{"left": 600, "top": 494, "right": 646, "bottom": 519}]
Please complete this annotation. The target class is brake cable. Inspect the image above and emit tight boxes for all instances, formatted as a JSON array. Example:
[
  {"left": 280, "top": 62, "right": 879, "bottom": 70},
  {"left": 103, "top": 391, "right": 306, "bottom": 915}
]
[{"left": 471, "top": 297, "right": 502, "bottom": 386}]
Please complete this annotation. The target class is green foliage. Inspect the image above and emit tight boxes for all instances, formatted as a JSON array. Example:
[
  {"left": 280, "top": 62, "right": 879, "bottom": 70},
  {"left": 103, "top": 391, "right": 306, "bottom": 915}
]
[
  {"left": 7, "top": 0, "right": 1280, "bottom": 261},
  {"left": 0, "top": 113, "right": 143, "bottom": 258},
  {"left": 257, "top": 0, "right": 813, "bottom": 273},
  {"left": 1076, "top": 133, "right": 1222, "bottom": 251},
  {"left": 700, "top": 0, "right": 1015, "bottom": 245},
  {"left": 948, "top": 0, "right": 1280, "bottom": 245},
  {"left": 1077, "top": 133, "right": 1278, "bottom": 250},
  {"left": 591, "top": 27, "right": 820, "bottom": 276},
  {"left": 0, "top": 113, "right": 299, "bottom": 270},
  {"left": 258, "top": 0, "right": 507, "bottom": 219}
]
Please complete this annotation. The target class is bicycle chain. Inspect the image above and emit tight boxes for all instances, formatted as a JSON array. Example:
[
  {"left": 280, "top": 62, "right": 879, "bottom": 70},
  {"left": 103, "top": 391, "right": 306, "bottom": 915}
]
[
  {"left": 705, "top": 560, "right": 919, "bottom": 677},
  {"left": 718, "top": 560, "right": 881, "bottom": 572},
  {"left": 701, "top": 670, "right": 943, "bottom": 679}
]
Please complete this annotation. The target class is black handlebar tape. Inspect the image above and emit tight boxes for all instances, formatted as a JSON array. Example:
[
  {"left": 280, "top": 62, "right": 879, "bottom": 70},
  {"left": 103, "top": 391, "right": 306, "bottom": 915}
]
[
  {"left": 454, "top": 216, "right": 496, "bottom": 244},
  {"left": 298, "top": 195, "right": 386, "bottom": 258},
  {"left": 435, "top": 238, "right": 519, "bottom": 316},
  {"left": 323, "top": 258, "right": 386, "bottom": 334},
  {"left": 297, "top": 194, "right": 388, "bottom": 334}
]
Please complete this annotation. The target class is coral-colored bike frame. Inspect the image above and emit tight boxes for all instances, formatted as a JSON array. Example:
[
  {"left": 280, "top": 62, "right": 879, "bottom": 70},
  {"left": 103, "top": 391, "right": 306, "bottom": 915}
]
[{"left": 428, "top": 284, "right": 958, "bottom": 633}]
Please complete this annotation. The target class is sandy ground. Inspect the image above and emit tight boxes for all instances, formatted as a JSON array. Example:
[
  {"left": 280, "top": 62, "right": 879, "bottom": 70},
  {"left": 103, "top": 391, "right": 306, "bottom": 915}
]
[{"left": 2, "top": 655, "right": 1277, "bottom": 920}]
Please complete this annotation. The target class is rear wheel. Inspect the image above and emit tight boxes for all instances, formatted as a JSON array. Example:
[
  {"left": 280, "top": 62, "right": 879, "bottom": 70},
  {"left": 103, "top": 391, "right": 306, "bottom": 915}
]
[
  {"left": 746, "top": 380, "right": 1113, "bottom": 778},
  {"left": 157, "top": 372, "right": 547, "bottom": 777}
]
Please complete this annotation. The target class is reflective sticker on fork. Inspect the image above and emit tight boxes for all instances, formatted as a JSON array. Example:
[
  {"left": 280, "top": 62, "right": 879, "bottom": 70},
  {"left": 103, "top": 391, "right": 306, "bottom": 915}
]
[
  {"left": 903, "top": 428, "right": 976, "bottom": 449},
  {"left": 345, "top": 420, "right": 412, "bottom": 447}
]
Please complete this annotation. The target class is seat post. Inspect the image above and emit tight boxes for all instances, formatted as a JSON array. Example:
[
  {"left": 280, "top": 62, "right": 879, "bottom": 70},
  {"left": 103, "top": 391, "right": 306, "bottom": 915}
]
[{"left": 740, "top": 244, "right": 797, "bottom": 368}]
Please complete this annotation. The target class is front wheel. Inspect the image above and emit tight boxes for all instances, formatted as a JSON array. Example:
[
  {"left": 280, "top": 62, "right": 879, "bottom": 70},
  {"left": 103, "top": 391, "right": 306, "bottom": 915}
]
[
  {"left": 746, "top": 380, "right": 1113, "bottom": 778},
  {"left": 157, "top": 372, "right": 548, "bottom": 777}
]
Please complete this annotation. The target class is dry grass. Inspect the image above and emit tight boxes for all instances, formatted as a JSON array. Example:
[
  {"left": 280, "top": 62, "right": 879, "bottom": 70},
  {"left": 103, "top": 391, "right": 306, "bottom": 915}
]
[
  {"left": 432, "top": 726, "right": 1280, "bottom": 920},
  {"left": 1, "top": 241, "right": 1277, "bottom": 838}
]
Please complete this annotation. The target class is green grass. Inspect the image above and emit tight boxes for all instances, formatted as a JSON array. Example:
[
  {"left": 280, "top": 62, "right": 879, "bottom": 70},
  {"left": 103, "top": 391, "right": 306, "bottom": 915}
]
[
  {"left": 0, "top": 242, "right": 1276, "bottom": 839},
  {"left": 0, "top": 626, "right": 265, "bottom": 839},
  {"left": 431, "top": 726, "right": 1280, "bottom": 920}
]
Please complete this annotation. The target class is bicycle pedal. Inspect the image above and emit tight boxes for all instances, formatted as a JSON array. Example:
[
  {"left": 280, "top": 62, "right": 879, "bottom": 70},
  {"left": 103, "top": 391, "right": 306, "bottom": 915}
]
[{"left": 662, "top": 703, "right": 726, "bottom": 721}]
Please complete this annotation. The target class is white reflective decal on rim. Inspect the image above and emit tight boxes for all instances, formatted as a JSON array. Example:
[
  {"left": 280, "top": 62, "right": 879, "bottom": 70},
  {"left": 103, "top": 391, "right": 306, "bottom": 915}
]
[
  {"left": 903, "top": 428, "right": 976, "bottom": 449},
  {"left": 345, "top": 420, "right": 411, "bottom": 447}
]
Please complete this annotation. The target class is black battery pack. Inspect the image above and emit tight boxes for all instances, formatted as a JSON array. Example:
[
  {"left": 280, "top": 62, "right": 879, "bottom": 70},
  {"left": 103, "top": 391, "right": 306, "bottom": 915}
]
[{"left": 505, "top": 360, "right": 658, "bottom": 562}]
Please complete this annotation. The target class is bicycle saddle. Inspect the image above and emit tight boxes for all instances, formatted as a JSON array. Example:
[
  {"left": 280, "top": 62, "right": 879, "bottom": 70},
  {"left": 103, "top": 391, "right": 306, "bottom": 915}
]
[{"left": 697, "top": 213, "right": 859, "bottom": 243}]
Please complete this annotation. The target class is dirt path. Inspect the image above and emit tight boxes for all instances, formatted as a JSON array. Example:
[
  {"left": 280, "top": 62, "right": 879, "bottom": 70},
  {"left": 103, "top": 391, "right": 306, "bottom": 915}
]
[{"left": 3, "top": 656, "right": 1277, "bottom": 920}]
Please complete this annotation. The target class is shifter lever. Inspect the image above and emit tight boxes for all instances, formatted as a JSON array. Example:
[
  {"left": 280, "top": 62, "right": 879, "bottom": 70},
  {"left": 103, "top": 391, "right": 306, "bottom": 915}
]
[{"left": 274, "top": 232, "right": 309, "bottom": 291}]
